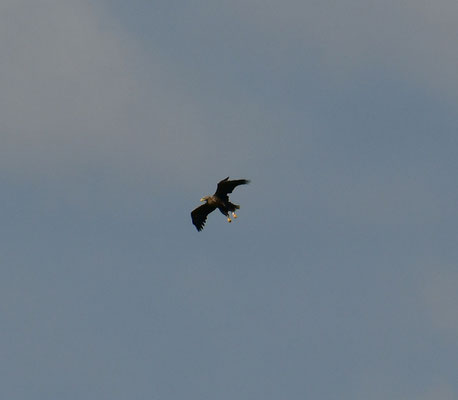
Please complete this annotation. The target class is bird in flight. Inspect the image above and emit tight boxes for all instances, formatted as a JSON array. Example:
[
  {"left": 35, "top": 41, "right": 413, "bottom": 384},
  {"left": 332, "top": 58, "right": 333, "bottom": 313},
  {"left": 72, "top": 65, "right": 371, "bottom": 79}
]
[{"left": 191, "top": 177, "right": 250, "bottom": 231}]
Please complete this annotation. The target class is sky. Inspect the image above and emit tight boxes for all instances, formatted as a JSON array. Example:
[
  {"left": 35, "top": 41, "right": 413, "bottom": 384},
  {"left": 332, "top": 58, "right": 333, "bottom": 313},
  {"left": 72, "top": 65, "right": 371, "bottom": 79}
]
[{"left": 1, "top": 0, "right": 457, "bottom": 398}]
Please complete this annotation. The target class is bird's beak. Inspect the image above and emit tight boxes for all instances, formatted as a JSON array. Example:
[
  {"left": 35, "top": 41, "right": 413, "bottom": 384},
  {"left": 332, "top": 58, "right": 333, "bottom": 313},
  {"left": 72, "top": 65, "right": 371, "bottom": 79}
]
[{"left": 200, "top": 198, "right": 205, "bottom": 202}]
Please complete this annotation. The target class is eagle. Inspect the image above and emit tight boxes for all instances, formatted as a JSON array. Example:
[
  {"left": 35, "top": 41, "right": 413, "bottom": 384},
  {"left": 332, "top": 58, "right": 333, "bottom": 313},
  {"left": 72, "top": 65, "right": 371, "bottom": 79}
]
[{"left": 191, "top": 177, "right": 250, "bottom": 231}]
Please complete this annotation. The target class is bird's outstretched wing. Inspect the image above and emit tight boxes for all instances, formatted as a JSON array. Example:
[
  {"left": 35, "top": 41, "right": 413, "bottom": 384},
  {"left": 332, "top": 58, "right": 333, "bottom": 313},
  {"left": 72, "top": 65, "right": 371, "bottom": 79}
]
[
  {"left": 191, "top": 203, "right": 216, "bottom": 231},
  {"left": 215, "top": 177, "right": 250, "bottom": 198}
]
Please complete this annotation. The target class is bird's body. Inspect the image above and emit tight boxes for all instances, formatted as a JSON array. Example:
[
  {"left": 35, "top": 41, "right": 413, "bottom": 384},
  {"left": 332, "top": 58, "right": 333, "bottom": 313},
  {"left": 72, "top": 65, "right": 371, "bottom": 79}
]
[{"left": 191, "top": 177, "right": 250, "bottom": 231}]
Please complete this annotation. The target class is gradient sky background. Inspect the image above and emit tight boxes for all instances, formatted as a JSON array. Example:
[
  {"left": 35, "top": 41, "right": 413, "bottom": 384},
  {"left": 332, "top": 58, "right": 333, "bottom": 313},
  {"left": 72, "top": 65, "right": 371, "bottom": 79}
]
[{"left": 1, "top": 1, "right": 457, "bottom": 399}]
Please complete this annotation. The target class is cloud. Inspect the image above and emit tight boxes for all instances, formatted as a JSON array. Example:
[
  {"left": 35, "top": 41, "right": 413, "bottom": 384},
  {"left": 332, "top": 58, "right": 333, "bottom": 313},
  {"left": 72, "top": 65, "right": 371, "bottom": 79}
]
[
  {"left": 2, "top": 0, "right": 457, "bottom": 208},
  {"left": 219, "top": 0, "right": 458, "bottom": 98},
  {"left": 1, "top": 0, "right": 132, "bottom": 171},
  {"left": 422, "top": 267, "right": 458, "bottom": 336},
  {"left": 355, "top": 374, "right": 455, "bottom": 400},
  {"left": 0, "top": 0, "right": 225, "bottom": 185},
  {"left": 417, "top": 382, "right": 455, "bottom": 400}
]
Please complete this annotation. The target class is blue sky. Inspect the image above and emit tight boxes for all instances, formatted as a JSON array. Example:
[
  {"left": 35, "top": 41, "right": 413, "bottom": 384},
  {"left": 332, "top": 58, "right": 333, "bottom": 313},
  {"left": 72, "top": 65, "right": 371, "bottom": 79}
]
[{"left": 1, "top": 0, "right": 457, "bottom": 399}]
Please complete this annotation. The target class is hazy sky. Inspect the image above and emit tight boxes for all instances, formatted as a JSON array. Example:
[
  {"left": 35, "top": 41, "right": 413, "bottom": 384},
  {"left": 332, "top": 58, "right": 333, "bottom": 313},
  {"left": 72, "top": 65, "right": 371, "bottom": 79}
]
[{"left": 1, "top": 1, "right": 457, "bottom": 399}]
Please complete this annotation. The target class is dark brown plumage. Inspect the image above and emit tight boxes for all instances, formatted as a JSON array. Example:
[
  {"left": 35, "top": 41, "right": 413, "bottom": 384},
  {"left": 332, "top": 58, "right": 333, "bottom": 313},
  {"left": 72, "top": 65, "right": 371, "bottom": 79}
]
[{"left": 191, "top": 177, "right": 250, "bottom": 231}]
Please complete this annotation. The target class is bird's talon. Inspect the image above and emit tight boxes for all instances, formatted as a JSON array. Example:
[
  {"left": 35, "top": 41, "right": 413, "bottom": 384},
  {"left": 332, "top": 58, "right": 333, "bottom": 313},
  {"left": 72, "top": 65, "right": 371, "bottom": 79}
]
[
  {"left": 227, "top": 217, "right": 232, "bottom": 223},
  {"left": 232, "top": 212, "right": 237, "bottom": 219}
]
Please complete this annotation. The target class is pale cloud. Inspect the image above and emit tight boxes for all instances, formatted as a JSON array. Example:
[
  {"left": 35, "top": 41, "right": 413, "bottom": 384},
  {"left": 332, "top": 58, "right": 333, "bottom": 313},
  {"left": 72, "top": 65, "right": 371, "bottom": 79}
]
[
  {"left": 1, "top": 0, "right": 135, "bottom": 169},
  {"left": 416, "top": 381, "right": 455, "bottom": 400},
  {"left": 0, "top": 0, "right": 215, "bottom": 183},
  {"left": 221, "top": 0, "right": 458, "bottom": 98},
  {"left": 3, "top": 0, "right": 456, "bottom": 187},
  {"left": 356, "top": 377, "right": 455, "bottom": 400},
  {"left": 422, "top": 267, "right": 458, "bottom": 336}
]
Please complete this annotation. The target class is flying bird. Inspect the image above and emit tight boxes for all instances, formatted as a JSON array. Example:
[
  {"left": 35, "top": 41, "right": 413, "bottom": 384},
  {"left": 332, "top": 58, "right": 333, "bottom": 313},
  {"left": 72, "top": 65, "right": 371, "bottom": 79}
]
[{"left": 191, "top": 177, "right": 250, "bottom": 231}]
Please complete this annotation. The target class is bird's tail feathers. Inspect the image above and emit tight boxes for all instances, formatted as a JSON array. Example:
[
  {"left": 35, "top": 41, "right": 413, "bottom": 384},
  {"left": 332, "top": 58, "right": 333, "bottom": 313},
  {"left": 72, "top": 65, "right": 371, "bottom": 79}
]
[{"left": 228, "top": 203, "right": 240, "bottom": 211}]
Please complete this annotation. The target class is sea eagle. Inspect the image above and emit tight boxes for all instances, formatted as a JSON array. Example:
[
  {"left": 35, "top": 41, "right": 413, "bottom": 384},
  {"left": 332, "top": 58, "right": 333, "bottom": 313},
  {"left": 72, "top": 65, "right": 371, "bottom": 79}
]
[{"left": 191, "top": 177, "right": 250, "bottom": 231}]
